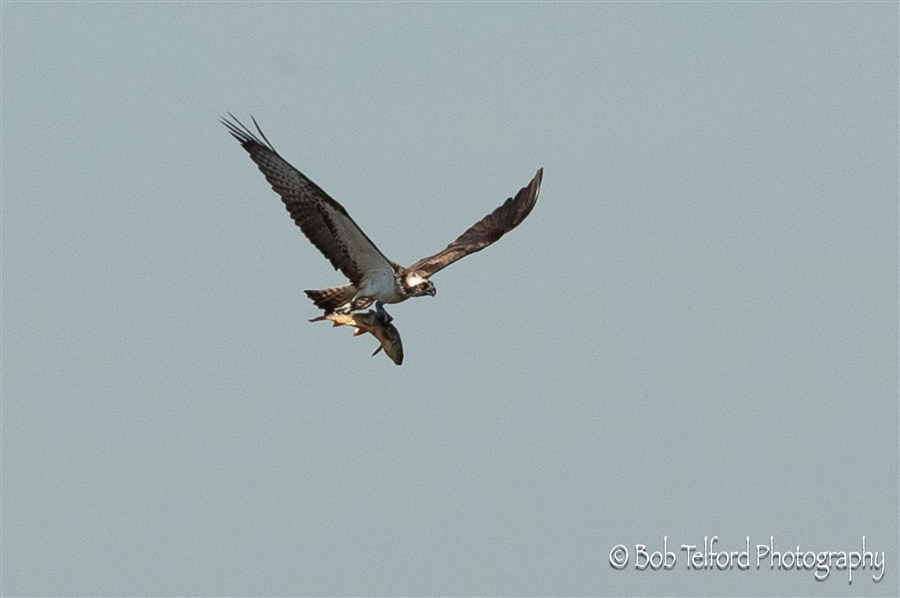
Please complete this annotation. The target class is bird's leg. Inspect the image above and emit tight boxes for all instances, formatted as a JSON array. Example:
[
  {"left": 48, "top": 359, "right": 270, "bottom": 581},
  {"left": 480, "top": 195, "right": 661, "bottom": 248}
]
[
  {"left": 374, "top": 301, "right": 393, "bottom": 323},
  {"left": 342, "top": 291, "right": 363, "bottom": 314}
]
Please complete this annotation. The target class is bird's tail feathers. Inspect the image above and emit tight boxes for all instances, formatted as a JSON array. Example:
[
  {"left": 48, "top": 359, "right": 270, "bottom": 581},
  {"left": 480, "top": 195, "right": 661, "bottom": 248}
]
[{"left": 305, "top": 285, "right": 366, "bottom": 313}]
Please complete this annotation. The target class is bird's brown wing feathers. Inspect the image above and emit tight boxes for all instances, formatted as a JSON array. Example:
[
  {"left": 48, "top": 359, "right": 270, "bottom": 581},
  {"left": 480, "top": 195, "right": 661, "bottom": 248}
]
[
  {"left": 407, "top": 168, "right": 542, "bottom": 278},
  {"left": 223, "top": 114, "right": 394, "bottom": 286}
]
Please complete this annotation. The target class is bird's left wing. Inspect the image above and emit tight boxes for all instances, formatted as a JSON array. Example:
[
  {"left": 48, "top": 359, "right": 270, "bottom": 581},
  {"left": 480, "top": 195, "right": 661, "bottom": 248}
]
[
  {"left": 222, "top": 115, "right": 394, "bottom": 286},
  {"left": 408, "top": 168, "right": 542, "bottom": 278}
]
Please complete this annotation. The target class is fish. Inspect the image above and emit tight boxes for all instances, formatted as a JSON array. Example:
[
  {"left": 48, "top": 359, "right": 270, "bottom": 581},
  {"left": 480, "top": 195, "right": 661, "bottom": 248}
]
[{"left": 309, "top": 310, "right": 404, "bottom": 365}]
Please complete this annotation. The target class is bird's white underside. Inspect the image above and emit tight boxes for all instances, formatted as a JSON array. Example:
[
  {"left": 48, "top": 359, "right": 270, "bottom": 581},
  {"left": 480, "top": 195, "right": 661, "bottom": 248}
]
[{"left": 330, "top": 211, "right": 404, "bottom": 302}]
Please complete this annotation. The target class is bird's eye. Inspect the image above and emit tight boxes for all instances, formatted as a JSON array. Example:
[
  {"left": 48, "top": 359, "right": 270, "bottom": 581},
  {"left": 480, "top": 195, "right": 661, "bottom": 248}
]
[{"left": 418, "top": 282, "right": 429, "bottom": 289}]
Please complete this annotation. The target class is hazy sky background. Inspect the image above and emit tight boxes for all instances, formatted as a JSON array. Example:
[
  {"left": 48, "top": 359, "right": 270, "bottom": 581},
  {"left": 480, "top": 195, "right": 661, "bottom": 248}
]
[{"left": 3, "top": 3, "right": 897, "bottom": 596}]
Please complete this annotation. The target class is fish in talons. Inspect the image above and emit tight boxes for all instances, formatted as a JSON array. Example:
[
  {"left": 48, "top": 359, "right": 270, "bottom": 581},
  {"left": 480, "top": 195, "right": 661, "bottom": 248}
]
[{"left": 310, "top": 310, "right": 404, "bottom": 365}]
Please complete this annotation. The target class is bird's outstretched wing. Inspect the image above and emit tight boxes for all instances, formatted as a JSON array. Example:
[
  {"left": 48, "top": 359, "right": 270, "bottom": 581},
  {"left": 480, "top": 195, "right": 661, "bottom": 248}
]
[
  {"left": 408, "top": 168, "right": 542, "bottom": 278},
  {"left": 222, "top": 114, "right": 394, "bottom": 286}
]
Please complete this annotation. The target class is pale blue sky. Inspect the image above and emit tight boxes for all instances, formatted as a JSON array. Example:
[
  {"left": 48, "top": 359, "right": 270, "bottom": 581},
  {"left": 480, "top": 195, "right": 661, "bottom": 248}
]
[{"left": 3, "top": 3, "right": 897, "bottom": 596}]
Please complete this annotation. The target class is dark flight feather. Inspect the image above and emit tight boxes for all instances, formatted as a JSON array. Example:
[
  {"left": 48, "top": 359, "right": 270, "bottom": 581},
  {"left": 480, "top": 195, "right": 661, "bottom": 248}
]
[
  {"left": 221, "top": 114, "right": 393, "bottom": 285},
  {"left": 408, "top": 168, "right": 542, "bottom": 278}
]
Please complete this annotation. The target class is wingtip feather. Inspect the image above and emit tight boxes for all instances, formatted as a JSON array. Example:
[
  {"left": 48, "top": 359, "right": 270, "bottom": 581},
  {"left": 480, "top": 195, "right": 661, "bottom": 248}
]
[{"left": 221, "top": 113, "right": 276, "bottom": 152}]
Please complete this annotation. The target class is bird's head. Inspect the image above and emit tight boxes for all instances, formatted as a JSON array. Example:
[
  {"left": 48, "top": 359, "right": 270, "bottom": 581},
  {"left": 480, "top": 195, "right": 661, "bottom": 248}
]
[{"left": 405, "top": 273, "right": 436, "bottom": 297}]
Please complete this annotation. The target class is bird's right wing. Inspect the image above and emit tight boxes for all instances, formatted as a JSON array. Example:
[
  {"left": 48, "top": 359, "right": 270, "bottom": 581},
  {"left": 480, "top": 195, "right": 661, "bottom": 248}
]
[{"left": 222, "top": 115, "right": 395, "bottom": 286}]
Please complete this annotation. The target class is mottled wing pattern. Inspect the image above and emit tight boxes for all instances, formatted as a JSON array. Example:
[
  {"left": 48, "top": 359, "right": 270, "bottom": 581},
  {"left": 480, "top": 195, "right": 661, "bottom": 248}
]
[
  {"left": 222, "top": 115, "right": 394, "bottom": 285},
  {"left": 408, "top": 168, "right": 542, "bottom": 278}
]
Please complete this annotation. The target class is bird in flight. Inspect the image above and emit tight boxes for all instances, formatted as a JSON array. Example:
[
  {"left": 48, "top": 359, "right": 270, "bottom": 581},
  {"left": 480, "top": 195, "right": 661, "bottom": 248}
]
[{"left": 223, "top": 115, "right": 542, "bottom": 322}]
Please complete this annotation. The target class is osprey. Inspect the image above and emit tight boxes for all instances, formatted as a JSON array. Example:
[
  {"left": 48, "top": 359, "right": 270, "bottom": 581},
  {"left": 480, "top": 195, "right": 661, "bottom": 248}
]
[{"left": 223, "top": 115, "right": 542, "bottom": 316}]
